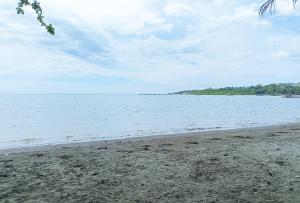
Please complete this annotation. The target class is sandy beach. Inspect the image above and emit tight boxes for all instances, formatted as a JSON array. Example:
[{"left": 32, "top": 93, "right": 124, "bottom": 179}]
[{"left": 1, "top": 123, "right": 300, "bottom": 202}]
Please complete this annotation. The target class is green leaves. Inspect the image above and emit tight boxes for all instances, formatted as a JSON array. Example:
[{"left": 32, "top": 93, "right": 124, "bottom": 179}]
[
  {"left": 46, "top": 24, "right": 55, "bottom": 35},
  {"left": 16, "top": 0, "right": 55, "bottom": 35}
]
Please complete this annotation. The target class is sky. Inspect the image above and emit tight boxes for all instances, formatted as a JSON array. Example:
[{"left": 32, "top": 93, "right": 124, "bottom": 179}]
[{"left": 0, "top": 0, "right": 300, "bottom": 93}]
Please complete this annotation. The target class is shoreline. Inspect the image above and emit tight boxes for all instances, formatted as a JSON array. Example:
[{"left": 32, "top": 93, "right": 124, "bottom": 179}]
[
  {"left": 1, "top": 122, "right": 300, "bottom": 202},
  {"left": 0, "top": 122, "right": 300, "bottom": 155},
  {"left": 1, "top": 122, "right": 300, "bottom": 154}
]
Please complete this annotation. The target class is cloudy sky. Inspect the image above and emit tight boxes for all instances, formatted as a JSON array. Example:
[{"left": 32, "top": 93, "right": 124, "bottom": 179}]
[{"left": 0, "top": 0, "right": 300, "bottom": 93}]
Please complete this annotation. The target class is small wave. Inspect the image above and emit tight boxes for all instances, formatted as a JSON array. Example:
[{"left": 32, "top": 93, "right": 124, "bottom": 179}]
[{"left": 186, "top": 127, "right": 222, "bottom": 131}]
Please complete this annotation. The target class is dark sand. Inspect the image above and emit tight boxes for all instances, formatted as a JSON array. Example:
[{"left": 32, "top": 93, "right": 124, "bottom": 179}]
[{"left": 1, "top": 123, "right": 300, "bottom": 202}]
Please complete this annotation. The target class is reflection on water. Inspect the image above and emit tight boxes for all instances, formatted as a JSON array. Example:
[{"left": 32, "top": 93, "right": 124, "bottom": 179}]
[{"left": 0, "top": 94, "right": 300, "bottom": 149}]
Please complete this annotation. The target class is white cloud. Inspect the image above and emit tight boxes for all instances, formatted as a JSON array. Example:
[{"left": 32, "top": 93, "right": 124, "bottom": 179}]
[
  {"left": 276, "top": 0, "right": 299, "bottom": 16},
  {"left": 221, "top": 4, "right": 258, "bottom": 21},
  {"left": 120, "top": 11, "right": 173, "bottom": 35},
  {"left": 0, "top": 0, "right": 299, "bottom": 93},
  {"left": 220, "top": 3, "right": 271, "bottom": 28},
  {"left": 163, "top": 2, "right": 193, "bottom": 16},
  {"left": 272, "top": 50, "right": 290, "bottom": 59}
]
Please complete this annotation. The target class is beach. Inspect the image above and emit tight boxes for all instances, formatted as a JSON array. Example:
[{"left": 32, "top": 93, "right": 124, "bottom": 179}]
[{"left": 1, "top": 123, "right": 300, "bottom": 202}]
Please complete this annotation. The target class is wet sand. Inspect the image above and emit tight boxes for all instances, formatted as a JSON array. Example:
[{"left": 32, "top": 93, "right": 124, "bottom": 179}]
[{"left": 1, "top": 123, "right": 300, "bottom": 202}]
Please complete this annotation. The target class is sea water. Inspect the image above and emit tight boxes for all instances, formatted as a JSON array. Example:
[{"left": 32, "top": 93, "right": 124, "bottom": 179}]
[{"left": 0, "top": 94, "right": 300, "bottom": 149}]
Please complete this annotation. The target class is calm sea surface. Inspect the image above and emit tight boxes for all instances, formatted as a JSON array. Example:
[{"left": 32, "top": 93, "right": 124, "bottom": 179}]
[{"left": 0, "top": 94, "right": 300, "bottom": 149}]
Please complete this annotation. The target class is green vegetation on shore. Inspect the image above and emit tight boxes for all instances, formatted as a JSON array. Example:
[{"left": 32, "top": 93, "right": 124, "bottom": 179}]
[{"left": 172, "top": 83, "right": 300, "bottom": 96}]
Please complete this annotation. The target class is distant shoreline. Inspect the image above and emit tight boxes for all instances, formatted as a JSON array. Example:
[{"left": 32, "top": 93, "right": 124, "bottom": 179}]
[
  {"left": 170, "top": 82, "right": 300, "bottom": 96},
  {"left": 139, "top": 93, "right": 300, "bottom": 98}
]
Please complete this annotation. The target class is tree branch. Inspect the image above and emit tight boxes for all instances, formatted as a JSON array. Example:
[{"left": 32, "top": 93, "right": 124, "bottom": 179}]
[{"left": 16, "top": 0, "right": 55, "bottom": 35}]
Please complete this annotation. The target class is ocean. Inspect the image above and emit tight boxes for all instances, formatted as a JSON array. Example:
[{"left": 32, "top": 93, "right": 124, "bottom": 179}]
[{"left": 0, "top": 94, "right": 299, "bottom": 149}]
